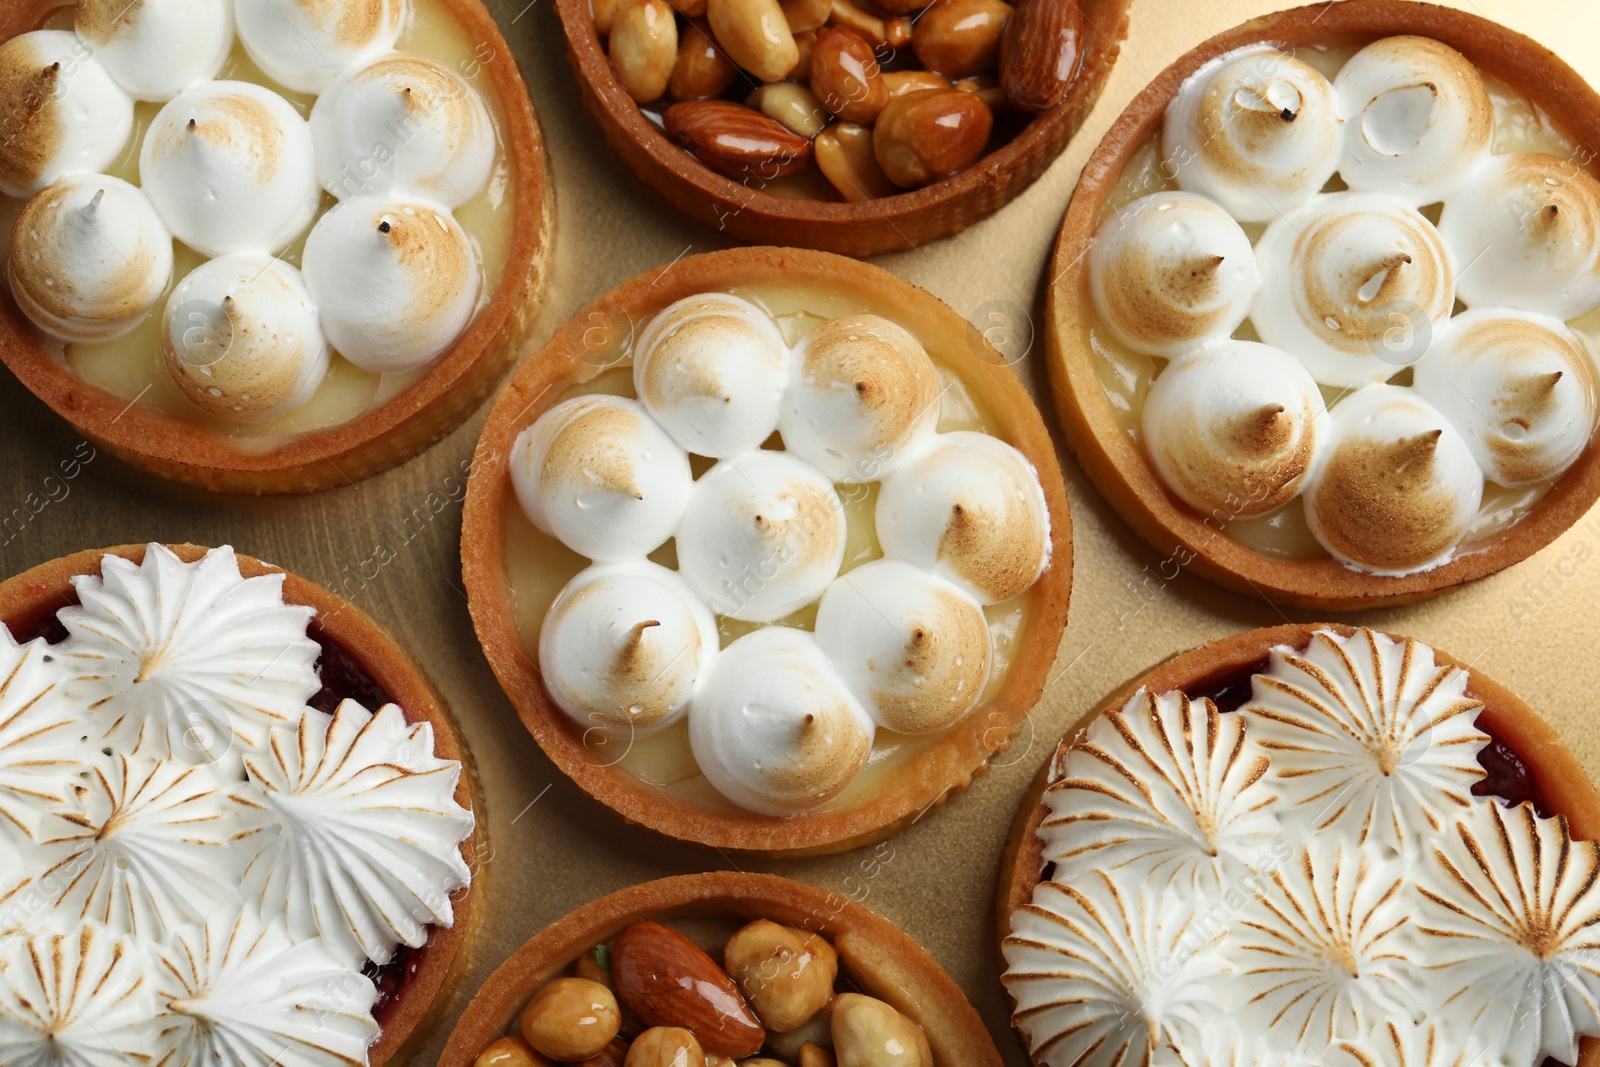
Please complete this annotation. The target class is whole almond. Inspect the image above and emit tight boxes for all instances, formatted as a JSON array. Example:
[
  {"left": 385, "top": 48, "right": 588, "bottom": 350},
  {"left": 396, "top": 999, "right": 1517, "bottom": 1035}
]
[
  {"left": 872, "top": 88, "right": 992, "bottom": 188},
  {"left": 665, "top": 101, "right": 817, "bottom": 178},
  {"left": 911, "top": 0, "right": 1012, "bottom": 78},
  {"left": 707, "top": 0, "right": 800, "bottom": 81},
  {"left": 610, "top": 0, "right": 679, "bottom": 102},
  {"left": 999, "top": 0, "right": 1083, "bottom": 111},
  {"left": 670, "top": 18, "right": 739, "bottom": 100},
  {"left": 810, "top": 26, "right": 886, "bottom": 124},
  {"left": 610, "top": 921, "right": 766, "bottom": 1058}
]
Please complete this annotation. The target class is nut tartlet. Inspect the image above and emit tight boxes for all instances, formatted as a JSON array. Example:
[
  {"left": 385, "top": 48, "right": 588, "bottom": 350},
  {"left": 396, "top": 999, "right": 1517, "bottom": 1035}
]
[
  {"left": 440, "top": 872, "right": 1001, "bottom": 1067},
  {"left": 462, "top": 246, "right": 1072, "bottom": 856},
  {"left": 997, "top": 622, "right": 1600, "bottom": 1067},
  {"left": 0, "top": 0, "right": 552, "bottom": 494},
  {"left": 1046, "top": 0, "right": 1600, "bottom": 608},
  {"left": 0, "top": 543, "right": 483, "bottom": 1065}
]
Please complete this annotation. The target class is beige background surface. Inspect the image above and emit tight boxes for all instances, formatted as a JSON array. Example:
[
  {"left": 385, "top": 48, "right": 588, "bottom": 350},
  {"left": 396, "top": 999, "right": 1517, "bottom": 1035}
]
[{"left": 3, "top": 0, "right": 1598, "bottom": 1061}]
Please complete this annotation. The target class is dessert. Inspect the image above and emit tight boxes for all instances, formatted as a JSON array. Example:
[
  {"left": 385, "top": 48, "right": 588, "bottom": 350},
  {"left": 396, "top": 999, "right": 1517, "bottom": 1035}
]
[
  {"left": 0, "top": 543, "right": 482, "bottom": 1065},
  {"left": 997, "top": 623, "right": 1600, "bottom": 1067},
  {"left": 463, "top": 246, "right": 1072, "bottom": 855},
  {"left": 438, "top": 872, "right": 1002, "bottom": 1067},
  {"left": 0, "top": 0, "right": 551, "bottom": 492},
  {"left": 1048, "top": 1, "right": 1600, "bottom": 607}
]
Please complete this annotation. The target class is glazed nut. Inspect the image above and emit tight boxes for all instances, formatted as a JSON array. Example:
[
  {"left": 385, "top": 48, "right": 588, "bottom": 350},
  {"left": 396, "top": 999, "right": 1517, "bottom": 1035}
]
[
  {"left": 583, "top": 1039, "right": 631, "bottom": 1067},
  {"left": 810, "top": 26, "right": 887, "bottom": 125},
  {"left": 762, "top": 1007, "right": 834, "bottom": 1061},
  {"left": 706, "top": 0, "right": 801, "bottom": 81},
  {"left": 475, "top": 1036, "right": 552, "bottom": 1067},
  {"left": 519, "top": 978, "right": 623, "bottom": 1062},
  {"left": 999, "top": 0, "right": 1083, "bottom": 111},
  {"left": 791, "top": 29, "right": 818, "bottom": 78},
  {"left": 665, "top": 100, "right": 817, "bottom": 178},
  {"left": 954, "top": 73, "right": 1009, "bottom": 113},
  {"left": 798, "top": 1044, "right": 838, "bottom": 1067},
  {"left": 723, "top": 920, "right": 839, "bottom": 1033},
  {"left": 671, "top": 18, "right": 740, "bottom": 100},
  {"left": 912, "top": 0, "right": 1012, "bottom": 77},
  {"left": 576, "top": 951, "right": 613, "bottom": 990},
  {"left": 624, "top": 1027, "right": 707, "bottom": 1067},
  {"left": 610, "top": 921, "right": 767, "bottom": 1058},
  {"left": 830, "top": 994, "right": 932, "bottom": 1067},
  {"left": 609, "top": 0, "right": 679, "bottom": 103},
  {"left": 593, "top": 0, "right": 620, "bottom": 35},
  {"left": 748, "top": 82, "right": 831, "bottom": 138},
  {"left": 872, "top": 88, "right": 993, "bottom": 188},
  {"left": 826, "top": 0, "right": 884, "bottom": 46},
  {"left": 881, "top": 70, "right": 949, "bottom": 98},
  {"left": 781, "top": 0, "right": 832, "bottom": 33},
  {"left": 873, "top": 0, "right": 931, "bottom": 13},
  {"left": 815, "top": 122, "right": 898, "bottom": 201}
]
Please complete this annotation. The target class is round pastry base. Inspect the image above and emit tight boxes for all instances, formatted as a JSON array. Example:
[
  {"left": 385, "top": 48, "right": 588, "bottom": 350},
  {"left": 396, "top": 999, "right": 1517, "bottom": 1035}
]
[
  {"left": 1046, "top": 0, "right": 1600, "bottom": 609},
  {"left": 462, "top": 245, "right": 1073, "bottom": 857},
  {"left": 438, "top": 871, "right": 1000, "bottom": 1067},
  {"left": 0, "top": 543, "right": 487, "bottom": 1065},
  {"left": 994, "top": 621, "right": 1600, "bottom": 1067},
  {"left": 0, "top": 0, "right": 553, "bottom": 494}
]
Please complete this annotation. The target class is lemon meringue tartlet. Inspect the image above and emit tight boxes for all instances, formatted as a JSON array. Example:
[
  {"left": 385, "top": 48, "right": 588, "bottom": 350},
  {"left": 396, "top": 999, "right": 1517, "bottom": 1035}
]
[
  {"left": 463, "top": 247, "right": 1072, "bottom": 856},
  {"left": 0, "top": 0, "right": 550, "bottom": 492},
  {"left": 1049, "top": 2, "right": 1600, "bottom": 607}
]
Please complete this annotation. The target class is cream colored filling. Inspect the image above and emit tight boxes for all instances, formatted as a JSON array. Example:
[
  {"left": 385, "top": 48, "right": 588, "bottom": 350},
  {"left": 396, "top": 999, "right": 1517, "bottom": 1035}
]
[
  {"left": 503, "top": 283, "right": 1030, "bottom": 818},
  {"left": 1093, "top": 47, "right": 1597, "bottom": 559}
]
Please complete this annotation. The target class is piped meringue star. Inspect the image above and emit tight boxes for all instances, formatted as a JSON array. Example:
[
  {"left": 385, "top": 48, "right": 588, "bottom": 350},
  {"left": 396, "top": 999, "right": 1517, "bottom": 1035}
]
[
  {"left": 1327, "top": 1018, "right": 1493, "bottom": 1067},
  {"left": 0, "top": 629, "right": 91, "bottom": 841},
  {"left": 1241, "top": 627, "right": 1490, "bottom": 855},
  {"left": 0, "top": 921, "right": 157, "bottom": 1066}
]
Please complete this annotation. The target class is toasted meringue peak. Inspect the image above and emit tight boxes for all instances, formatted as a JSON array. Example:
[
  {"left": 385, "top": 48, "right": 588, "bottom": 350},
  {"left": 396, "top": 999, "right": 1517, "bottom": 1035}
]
[
  {"left": 75, "top": 0, "right": 234, "bottom": 101},
  {"left": 241, "top": 701, "right": 473, "bottom": 967},
  {"left": 1241, "top": 627, "right": 1488, "bottom": 855},
  {"left": 153, "top": 907, "right": 379, "bottom": 1067},
  {"left": 633, "top": 292, "right": 791, "bottom": 458},
  {"left": 0, "top": 32, "right": 133, "bottom": 198},
  {"left": 1155, "top": 1033, "right": 1283, "bottom": 1067},
  {"left": 1039, "top": 688, "right": 1279, "bottom": 902},
  {"left": 688, "top": 627, "right": 874, "bottom": 815},
  {"left": 301, "top": 195, "right": 480, "bottom": 373},
  {"left": 1413, "top": 801, "right": 1600, "bottom": 1067},
  {"left": 1305, "top": 385, "right": 1483, "bottom": 575},
  {"left": 510, "top": 395, "right": 693, "bottom": 563},
  {"left": 1002, "top": 870, "right": 1228, "bottom": 1067},
  {"left": 1328, "top": 1019, "right": 1490, "bottom": 1067},
  {"left": 813, "top": 559, "right": 991, "bottom": 735},
  {"left": 779, "top": 313, "right": 940, "bottom": 483},
  {"left": 310, "top": 51, "right": 494, "bottom": 206},
  {"left": 1333, "top": 36, "right": 1492, "bottom": 206},
  {"left": 676, "top": 451, "right": 847, "bottom": 623},
  {"left": 539, "top": 561, "right": 719, "bottom": 737},
  {"left": 0, "top": 922, "right": 157, "bottom": 1066},
  {"left": 1090, "top": 191, "right": 1261, "bottom": 357},
  {"left": 1413, "top": 308, "right": 1599, "bottom": 488},
  {"left": 55, "top": 544, "right": 321, "bottom": 758},
  {"left": 1254, "top": 192, "right": 1456, "bottom": 387},
  {"left": 875, "top": 431, "right": 1051, "bottom": 604},
  {"left": 235, "top": 0, "right": 408, "bottom": 94},
  {"left": 0, "top": 630, "right": 92, "bottom": 843},
  {"left": 1439, "top": 152, "right": 1600, "bottom": 320},
  {"left": 1162, "top": 45, "right": 1343, "bottom": 222},
  {"left": 1142, "top": 341, "right": 1326, "bottom": 516},
  {"left": 9, "top": 174, "right": 174, "bottom": 343},
  {"left": 160, "top": 254, "right": 331, "bottom": 422},
  {"left": 139, "top": 80, "right": 321, "bottom": 258}
]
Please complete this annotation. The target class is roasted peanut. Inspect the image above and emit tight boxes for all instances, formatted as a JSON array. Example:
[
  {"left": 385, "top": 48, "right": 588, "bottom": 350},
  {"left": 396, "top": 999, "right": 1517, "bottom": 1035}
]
[
  {"left": 781, "top": 0, "right": 831, "bottom": 32},
  {"left": 669, "top": 0, "right": 708, "bottom": 14},
  {"left": 609, "top": 0, "right": 679, "bottom": 102},
  {"left": 475, "top": 1036, "right": 552, "bottom": 1067},
  {"left": 830, "top": 995, "right": 931, "bottom": 1067},
  {"left": 519, "top": 978, "right": 622, "bottom": 1062},
  {"left": 999, "top": 0, "right": 1083, "bottom": 111},
  {"left": 799, "top": 1044, "right": 838, "bottom": 1067},
  {"left": 791, "top": 29, "right": 818, "bottom": 77},
  {"left": 810, "top": 26, "right": 886, "bottom": 124},
  {"left": 707, "top": 0, "right": 800, "bottom": 81},
  {"left": 826, "top": 0, "right": 882, "bottom": 44},
  {"left": 748, "top": 82, "right": 830, "bottom": 138},
  {"left": 625, "top": 1027, "right": 706, "bottom": 1067},
  {"left": 886, "top": 17, "right": 911, "bottom": 48},
  {"left": 724, "top": 920, "right": 838, "bottom": 1033},
  {"left": 872, "top": 87, "right": 991, "bottom": 187},
  {"left": 881, "top": 70, "right": 949, "bottom": 97},
  {"left": 593, "top": 0, "right": 620, "bottom": 34},
  {"left": 815, "top": 122, "right": 897, "bottom": 200},
  {"left": 670, "top": 18, "right": 740, "bottom": 99},
  {"left": 665, "top": 100, "right": 817, "bottom": 177},
  {"left": 912, "top": 0, "right": 1012, "bottom": 77}
]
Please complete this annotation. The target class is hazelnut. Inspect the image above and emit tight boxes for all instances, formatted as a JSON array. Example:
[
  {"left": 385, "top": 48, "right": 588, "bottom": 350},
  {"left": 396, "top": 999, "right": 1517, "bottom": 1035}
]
[
  {"left": 830, "top": 994, "right": 931, "bottom": 1067},
  {"left": 475, "top": 1036, "right": 553, "bottom": 1067},
  {"left": 724, "top": 920, "right": 839, "bottom": 1033},
  {"left": 519, "top": 978, "right": 623, "bottom": 1062},
  {"left": 625, "top": 1027, "right": 706, "bottom": 1067}
]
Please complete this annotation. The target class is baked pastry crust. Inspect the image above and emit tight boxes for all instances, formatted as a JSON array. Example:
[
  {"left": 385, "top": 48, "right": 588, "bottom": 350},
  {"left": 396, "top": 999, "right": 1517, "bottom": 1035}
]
[
  {"left": 0, "top": 0, "right": 553, "bottom": 494},
  {"left": 462, "top": 245, "right": 1072, "bottom": 857},
  {"left": 0, "top": 543, "right": 486, "bottom": 1065},
  {"left": 437, "top": 871, "right": 1001, "bottom": 1067},
  {"left": 1046, "top": 0, "right": 1600, "bottom": 609}
]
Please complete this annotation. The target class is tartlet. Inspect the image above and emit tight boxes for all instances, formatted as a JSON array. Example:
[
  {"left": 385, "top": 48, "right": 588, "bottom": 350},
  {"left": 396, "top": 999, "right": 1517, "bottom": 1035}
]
[
  {"left": 462, "top": 245, "right": 1072, "bottom": 856},
  {"left": 0, "top": 0, "right": 552, "bottom": 494},
  {"left": 1046, "top": 0, "right": 1600, "bottom": 609},
  {"left": 0, "top": 543, "right": 483, "bottom": 1065}
]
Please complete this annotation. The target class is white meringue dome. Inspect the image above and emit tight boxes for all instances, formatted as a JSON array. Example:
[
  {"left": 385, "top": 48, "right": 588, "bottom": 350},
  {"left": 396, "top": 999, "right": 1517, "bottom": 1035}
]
[
  {"left": 510, "top": 395, "right": 692, "bottom": 562},
  {"left": 875, "top": 431, "right": 1050, "bottom": 605},
  {"left": 235, "top": 0, "right": 408, "bottom": 94},
  {"left": 1253, "top": 192, "right": 1456, "bottom": 387},
  {"left": 0, "top": 32, "right": 133, "bottom": 198},
  {"left": 1089, "top": 191, "right": 1260, "bottom": 357},
  {"left": 779, "top": 313, "right": 940, "bottom": 483},
  {"left": 139, "top": 80, "right": 320, "bottom": 258},
  {"left": 1305, "top": 385, "right": 1484, "bottom": 575},
  {"left": 74, "top": 0, "right": 234, "bottom": 102},
  {"left": 1142, "top": 341, "right": 1326, "bottom": 517},
  {"left": 1413, "top": 309, "right": 1598, "bottom": 488},
  {"left": 160, "top": 254, "right": 330, "bottom": 422},
  {"left": 1334, "top": 35, "right": 1492, "bottom": 206},
  {"left": 813, "top": 559, "right": 991, "bottom": 735},
  {"left": 688, "top": 627, "right": 874, "bottom": 815},
  {"left": 301, "top": 195, "right": 480, "bottom": 373},
  {"left": 633, "top": 293, "right": 791, "bottom": 458},
  {"left": 539, "top": 561, "right": 719, "bottom": 737},
  {"left": 1439, "top": 152, "right": 1600, "bottom": 320},
  {"left": 1162, "top": 45, "right": 1343, "bottom": 223},
  {"left": 310, "top": 51, "right": 495, "bottom": 206},
  {"left": 675, "top": 451, "right": 847, "bottom": 622},
  {"left": 8, "top": 174, "right": 173, "bottom": 343}
]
